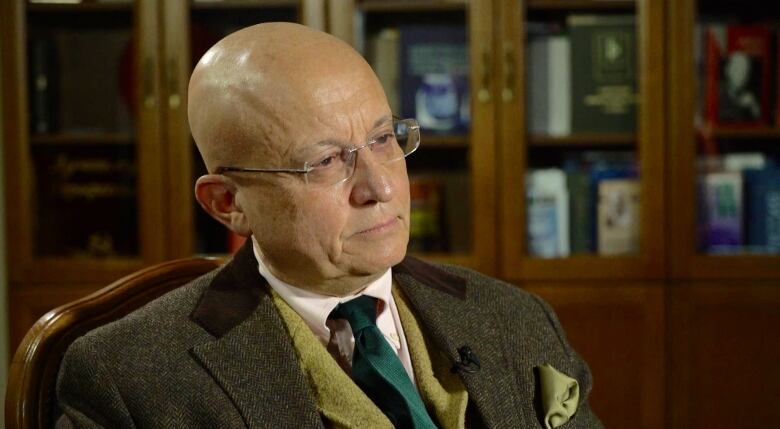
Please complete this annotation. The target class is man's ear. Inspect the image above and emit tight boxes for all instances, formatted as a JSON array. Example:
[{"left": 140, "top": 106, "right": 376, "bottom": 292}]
[{"left": 194, "top": 175, "right": 252, "bottom": 237}]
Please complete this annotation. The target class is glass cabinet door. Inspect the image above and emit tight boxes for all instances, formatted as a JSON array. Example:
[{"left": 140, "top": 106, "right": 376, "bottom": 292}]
[
  {"left": 2, "top": 0, "right": 166, "bottom": 283},
  {"left": 163, "top": 1, "right": 311, "bottom": 258},
  {"left": 669, "top": 0, "right": 780, "bottom": 279},
  {"left": 327, "top": 0, "right": 498, "bottom": 274},
  {"left": 500, "top": 0, "right": 665, "bottom": 280}
]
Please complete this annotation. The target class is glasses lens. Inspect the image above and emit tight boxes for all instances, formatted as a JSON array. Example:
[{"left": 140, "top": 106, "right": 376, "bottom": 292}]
[
  {"left": 394, "top": 118, "right": 420, "bottom": 157},
  {"left": 305, "top": 147, "right": 353, "bottom": 186}
]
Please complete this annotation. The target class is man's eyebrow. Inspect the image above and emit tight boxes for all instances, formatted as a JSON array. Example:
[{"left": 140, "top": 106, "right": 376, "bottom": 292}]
[
  {"left": 372, "top": 115, "right": 392, "bottom": 129},
  {"left": 310, "top": 115, "right": 393, "bottom": 148}
]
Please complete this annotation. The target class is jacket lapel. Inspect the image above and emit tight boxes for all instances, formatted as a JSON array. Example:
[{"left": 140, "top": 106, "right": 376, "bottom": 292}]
[
  {"left": 394, "top": 257, "right": 526, "bottom": 428},
  {"left": 188, "top": 241, "right": 322, "bottom": 428},
  {"left": 186, "top": 241, "right": 525, "bottom": 428}
]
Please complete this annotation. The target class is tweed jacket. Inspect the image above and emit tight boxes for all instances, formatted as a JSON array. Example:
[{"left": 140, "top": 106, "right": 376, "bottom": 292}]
[{"left": 56, "top": 241, "right": 602, "bottom": 428}]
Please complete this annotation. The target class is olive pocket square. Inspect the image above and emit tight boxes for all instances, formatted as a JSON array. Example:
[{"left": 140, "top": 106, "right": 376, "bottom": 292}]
[{"left": 537, "top": 364, "right": 580, "bottom": 429}]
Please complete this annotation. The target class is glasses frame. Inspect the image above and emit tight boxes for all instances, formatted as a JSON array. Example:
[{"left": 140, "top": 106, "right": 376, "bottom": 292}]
[{"left": 214, "top": 117, "right": 421, "bottom": 186}]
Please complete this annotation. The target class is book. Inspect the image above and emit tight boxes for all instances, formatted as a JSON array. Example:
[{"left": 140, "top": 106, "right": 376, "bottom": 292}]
[
  {"left": 743, "top": 168, "right": 780, "bottom": 254},
  {"left": 566, "top": 168, "right": 593, "bottom": 253},
  {"left": 704, "top": 25, "right": 770, "bottom": 127},
  {"left": 368, "top": 28, "right": 401, "bottom": 114},
  {"left": 399, "top": 25, "right": 469, "bottom": 134},
  {"left": 29, "top": 36, "right": 58, "bottom": 133},
  {"left": 527, "top": 169, "right": 570, "bottom": 258},
  {"left": 698, "top": 171, "right": 743, "bottom": 253},
  {"left": 597, "top": 178, "right": 640, "bottom": 255},
  {"left": 568, "top": 15, "right": 637, "bottom": 133},
  {"left": 723, "top": 152, "right": 767, "bottom": 172},
  {"left": 527, "top": 24, "right": 571, "bottom": 136},
  {"left": 33, "top": 145, "right": 138, "bottom": 257},
  {"left": 55, "top": 28, "right": 132, "bottom": 133}
]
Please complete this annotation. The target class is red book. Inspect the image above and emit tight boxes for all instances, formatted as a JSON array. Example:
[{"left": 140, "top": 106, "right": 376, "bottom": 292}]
[{"left": 704, "top": 25, "right": 770, "bottom": 128}]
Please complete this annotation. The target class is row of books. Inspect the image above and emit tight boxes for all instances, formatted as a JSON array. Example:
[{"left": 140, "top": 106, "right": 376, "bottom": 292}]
[
  {"left": 698, "top": 153, "right": 780, "bottom": 254},
  {"left": 527, "top": 15, "right": 638, "bottom": 136},
  {"left": 29, "top": 29, "right": 134, "bottom": 134},
  {"left": 698, "top": 23, "right": 780, "bottom": 128},
  {"left": 526, "top": 153, "right": 640, "bottom": 258},
  {"left": 367, "top": 26, "right": 470, "bottom": 135}
]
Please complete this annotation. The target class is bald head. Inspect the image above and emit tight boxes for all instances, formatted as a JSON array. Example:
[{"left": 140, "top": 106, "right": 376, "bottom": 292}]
[{"left": 188, "top": 22, "right": 387, "bottom": 172}]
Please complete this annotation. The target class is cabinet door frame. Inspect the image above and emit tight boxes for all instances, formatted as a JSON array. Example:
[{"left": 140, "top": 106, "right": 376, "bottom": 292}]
[
  {"left": 499, "top": 0, "right": 667, "bottom": 281},
  {"left": 1, "top": 0, "right": 167, "bottom": 284},
  {"left": 667, "top": 0, "right": 780, "bottom": 280}
]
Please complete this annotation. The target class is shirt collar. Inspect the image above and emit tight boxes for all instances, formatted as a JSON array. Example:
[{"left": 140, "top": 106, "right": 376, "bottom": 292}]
[{"left": 251, "top": 237, "right": 393, "bottom": 342}]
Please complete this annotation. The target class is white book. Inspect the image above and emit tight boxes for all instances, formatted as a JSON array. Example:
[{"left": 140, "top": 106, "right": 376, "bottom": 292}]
[
  {"left": 597, "top": 178, "right": 641, "bottom": 255},
  {"left": 527, "top": 169, "right": 570, "bottom": 257},
  {"left": 723, "top": 152, "right": 767, "bottom": 172},
  {"left": 548, "top": 35, "right": 571, "bottom": 136}
]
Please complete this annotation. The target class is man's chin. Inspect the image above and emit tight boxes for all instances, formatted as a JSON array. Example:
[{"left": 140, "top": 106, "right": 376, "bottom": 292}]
[{"left": 343, "top": 240, "right": 408, "bottom": 275}]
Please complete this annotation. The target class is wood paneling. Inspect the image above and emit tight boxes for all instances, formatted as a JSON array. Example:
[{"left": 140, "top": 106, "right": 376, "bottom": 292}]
[
  {"left": 526, "top": 283, "right": 665, "bottom": 429},
  {"left": 669, "top": 283, "right": 780, "bottom": 428}
]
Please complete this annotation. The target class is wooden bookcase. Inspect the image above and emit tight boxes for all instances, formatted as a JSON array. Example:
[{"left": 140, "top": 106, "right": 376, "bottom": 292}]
[
  {"left": 0, "top": 0, "right": 324, "bottom": 348},
  {"left": 2, "top": 0, "right": 779, "bottom": 427},
  {"left": 667, "top": 0, "right": 780, "bottom": 428}
]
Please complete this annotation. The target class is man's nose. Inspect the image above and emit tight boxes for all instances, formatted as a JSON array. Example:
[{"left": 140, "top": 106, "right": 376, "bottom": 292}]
[{"left": 348, "top": 150, "right": 394, "bottom": 206}]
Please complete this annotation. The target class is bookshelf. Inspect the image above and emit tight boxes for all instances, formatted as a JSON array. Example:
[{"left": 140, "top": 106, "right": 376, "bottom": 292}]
[
  {"left": 0, "top": 0, "right": 324, "bottom": 348},
  {"left": 3, "top": 0, "right": 778, "bottom": 427},
  {"left": 501, "top": 0, "right": 666, "bottom": 281},
  {"left": 328, "top": 0, "right": 497, "bottom": 275},
  {"left": 668, "top": 1, "right": 780, "bottom": 428},
  {"left": 669, "top": 0, "right": 780, "bottom": 279}
]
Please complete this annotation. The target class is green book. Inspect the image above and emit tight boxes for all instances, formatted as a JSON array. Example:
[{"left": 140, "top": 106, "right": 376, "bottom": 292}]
[
  {"left": 567, "top": 169, "right": 593, "bottom": 253},
  {"left": 568, "top": 15, "right": 637, "bottom": 133}
]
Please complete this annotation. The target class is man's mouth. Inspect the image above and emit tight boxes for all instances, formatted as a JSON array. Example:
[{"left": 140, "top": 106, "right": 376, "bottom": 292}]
[{"left": 355, "top": 217, "right": 399, "bottom": 235}]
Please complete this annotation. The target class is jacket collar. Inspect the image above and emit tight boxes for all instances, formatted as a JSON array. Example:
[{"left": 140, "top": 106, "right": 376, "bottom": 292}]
[
  {"left": 188, "top": 239, "right": 520, "bottom": 427},
  {"left": 190, "top": 239, "right": 467, "bottom": 338}
]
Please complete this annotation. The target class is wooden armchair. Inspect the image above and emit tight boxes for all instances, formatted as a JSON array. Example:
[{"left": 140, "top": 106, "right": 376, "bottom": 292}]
[{"left": 4, "top": 257, "right": 223, "bottom": 429}]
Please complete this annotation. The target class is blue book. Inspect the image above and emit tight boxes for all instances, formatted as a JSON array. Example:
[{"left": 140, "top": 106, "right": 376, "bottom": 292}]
[
  {"left": 399, "top": 25, "right": 469, "bottom": 134},
  {"left": 744, "top": 168, "right": 780, "bottom": 253}
]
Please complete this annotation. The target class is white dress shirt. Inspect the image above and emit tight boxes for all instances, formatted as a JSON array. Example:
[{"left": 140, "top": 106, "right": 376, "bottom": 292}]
[{"left": 251, "top": 238, "right": 416, "bottom": 383}]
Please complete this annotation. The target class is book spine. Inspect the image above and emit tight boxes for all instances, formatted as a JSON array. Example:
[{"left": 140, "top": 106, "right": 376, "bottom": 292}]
[
  {"left": 527, "top": 169, "right": 569, "bottom": 258},
  {"left": 699, "top": 172, "right": 743, "bottom": 252},
  {"left": 548, "top": 34, "right": 571, "bottom": 136},
  {"left": 597, "top": 178, "right": 641, "bottom": 255},
  {"left": 30, "top": 37, "right": 56, "bottom": 134}
]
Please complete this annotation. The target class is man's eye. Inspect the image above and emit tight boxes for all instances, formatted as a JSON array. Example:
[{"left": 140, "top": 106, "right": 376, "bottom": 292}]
[
  {"left": 312, "top": 151, "right": 342, "bottom": 169},
  {"left": 373, "top": 133, "right": 395, "bottom": 146}
]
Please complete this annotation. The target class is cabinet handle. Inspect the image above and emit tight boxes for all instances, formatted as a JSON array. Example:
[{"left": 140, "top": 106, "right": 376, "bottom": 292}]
[
  {"left": 478, "top": 45, "right": 491, "bottom": 103},
  {"left": 167, "top": 57, "right": 181, "bottom": 109},
  {"left": 143, "top": 57, "right": 156, "bottom": 109},
  {"left": 502, "top": 42, "right": 515, "bottom": 102}
]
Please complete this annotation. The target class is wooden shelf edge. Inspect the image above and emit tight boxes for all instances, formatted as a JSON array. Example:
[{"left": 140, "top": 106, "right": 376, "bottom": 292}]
[
  {"left": 30, "top": 132, "right": 135, "bottom": 146},
  {"left": 421, "top": 133, "right": 469, "bottom": 148},
  {"left": 505, "top": 254, "right": 664, "bottom": 281},
  {"left": 360, "top": 0, "right": 467, "bottom": 13},
  {"left": 27, "top": 1, "right": 133, "bottom": 13},
  {"left": 707, "top": 126, "right": 780, "bottom": 140},
  {"left": 190, "top": 0, "right": 298, "bottom": 10},
  {"left": 526, "top": 0, "right": 636, "bottom": 11},
  {"left": 529, "top": 133, "right": 636, "bottom": 147}
]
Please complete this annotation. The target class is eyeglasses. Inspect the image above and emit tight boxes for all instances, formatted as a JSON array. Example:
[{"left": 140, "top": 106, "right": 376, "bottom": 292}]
[{"left": 215, "top": 117, "right": 420, "bottom": 186}]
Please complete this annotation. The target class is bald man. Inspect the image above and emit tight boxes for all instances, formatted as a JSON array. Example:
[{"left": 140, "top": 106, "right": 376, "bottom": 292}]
[{"left": 55, "top": 23, "right": 602, "bottom": 428}]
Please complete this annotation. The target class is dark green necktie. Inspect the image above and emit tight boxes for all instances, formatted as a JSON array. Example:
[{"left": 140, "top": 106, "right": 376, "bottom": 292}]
[{"left": 330, "top": 295, "right": 438, "bottom": 428}]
